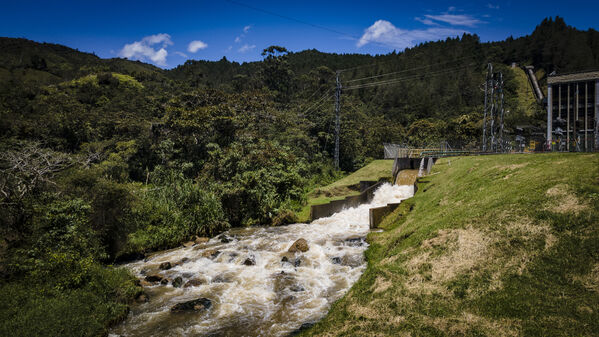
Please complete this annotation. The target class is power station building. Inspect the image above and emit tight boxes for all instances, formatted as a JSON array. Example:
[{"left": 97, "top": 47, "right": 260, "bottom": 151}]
[{"left": 546, "top": 71, "right": 599, "bottom": 151}]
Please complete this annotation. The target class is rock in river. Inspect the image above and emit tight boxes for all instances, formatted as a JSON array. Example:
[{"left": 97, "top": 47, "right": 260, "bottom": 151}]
[
  {"left": 288, "top": 238, "right": 309, "bottom": 253},
  {"left": 243, "top": 256, "right": 256, "bottom": 266},
  {"left": 201, "top": 249, "right": 221, "bottom": 259},
  {"left": 172, "top": 276, "right": 183, "bottom": 288},
  {"left": 170, "top": 298, "right": 212, "bottom": 313},
  {"left": 159, "top": 261, "right": 172, "bottom": 270},
  {"left": 184, "top": 278, "right": 205, "bottom": 288},
  {"left": 144, "top": 274, "right": 163, "bottom": 283}
]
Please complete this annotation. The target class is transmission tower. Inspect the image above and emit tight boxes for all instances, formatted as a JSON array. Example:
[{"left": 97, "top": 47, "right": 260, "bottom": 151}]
[{"left": 481, "top": 63, "right": 506, "bottom": 152}]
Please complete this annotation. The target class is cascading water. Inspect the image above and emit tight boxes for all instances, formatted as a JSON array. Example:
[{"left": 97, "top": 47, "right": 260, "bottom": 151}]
[
  {"left": 417, "top": 157, "right": 425, "bottom": 177},
  {"left": 111, "top": 183, "right": 414, "bottom": 337}
]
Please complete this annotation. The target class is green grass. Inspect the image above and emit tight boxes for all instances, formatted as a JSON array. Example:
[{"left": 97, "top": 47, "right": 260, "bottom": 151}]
[
  {"left": 324, "top": 160, "right": 393, "bottom": 189},
  {"left": 301, "top": 153, "right": 599, "bottom": 336},
  {"left": 296, "top": 160, "right": 394, "bottom": 222}
]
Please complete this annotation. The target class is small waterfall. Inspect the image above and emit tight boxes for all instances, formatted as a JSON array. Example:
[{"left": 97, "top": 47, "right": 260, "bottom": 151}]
[
  {"left": 111, "top": 183, "right": 414, "bottom": 337},
  {"left": 417, "top": 157, "right": 425, "bottom": 177}
]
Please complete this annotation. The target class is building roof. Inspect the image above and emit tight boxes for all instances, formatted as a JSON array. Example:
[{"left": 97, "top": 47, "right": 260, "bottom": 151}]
[{"left": 547, "top": 70, "right": 599, "bottom": 84}]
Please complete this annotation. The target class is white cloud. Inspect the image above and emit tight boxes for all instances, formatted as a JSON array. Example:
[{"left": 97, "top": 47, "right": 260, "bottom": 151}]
[
  {"left": 235, "top": 25, "right": 252, "bottom": 43},
  {"left": 415, "top": 17, "right": 437, "bottom": 25},
  {"left": 487, "top": 3, "right": 500, "bottom": 9},
  {"left": 238, "top": 44, "right": 256, "bottom": 53},
  {"left": 187, "top": 40, "right": 208, "bottom": 53},
  {"left": 119, "top": 33, "right": 172, "bottom": 66},
  {"left": 174, "top": 51, "right": 188, "bottom": 58},
  {"left": 423, "top": 13, "right": 482, "bottom": 27},
  {"left": 448, "top": 6, "right": 457, "bottom": 12},
  {"left": 357, "top": 20, "right": 466, "bottom": 49}
]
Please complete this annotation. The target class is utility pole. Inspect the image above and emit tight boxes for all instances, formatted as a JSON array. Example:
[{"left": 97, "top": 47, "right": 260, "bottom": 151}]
[
  {"left": 334, "top": 71, "right": 341, "bottom": 169},
  {"left": 489, "top": 68, "right": 496, "bottom": 152},
  {"left": 498, "top": 72, "right": 505, "bottom": 152}
]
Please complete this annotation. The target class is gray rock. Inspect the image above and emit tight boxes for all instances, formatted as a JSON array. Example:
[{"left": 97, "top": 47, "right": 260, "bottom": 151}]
[
  {"left": 172, "top": 276, "right": 183, "bottom": 288},
  {"left": 170, "top": 298, "right": 212, "bottom": 312}
]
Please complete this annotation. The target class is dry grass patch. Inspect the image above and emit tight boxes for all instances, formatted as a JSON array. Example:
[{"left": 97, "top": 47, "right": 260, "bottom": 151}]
[
  {"left": 545, "top": 184, "right": 588, "bottom": 214},
  {"left": 427, "top": 312, "right": 521, "bottom": 337},
  {"left": 348, "top": 303, "right": 381, "bottom": 320},
  {"left": 371, "top": 276, "right": 392, "bottom": 293},
  {"left": 572, "top": 263, "right": 599, "bottom": 294}
]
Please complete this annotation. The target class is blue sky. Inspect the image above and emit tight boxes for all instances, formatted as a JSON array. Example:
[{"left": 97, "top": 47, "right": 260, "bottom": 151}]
[{"left": 1, "top": 0, "right": 597, "bottom": 69}]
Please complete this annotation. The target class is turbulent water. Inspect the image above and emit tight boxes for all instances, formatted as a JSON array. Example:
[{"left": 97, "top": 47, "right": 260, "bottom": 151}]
[{"left": 111, "top": 183, "right": 413, "bottom": 337}]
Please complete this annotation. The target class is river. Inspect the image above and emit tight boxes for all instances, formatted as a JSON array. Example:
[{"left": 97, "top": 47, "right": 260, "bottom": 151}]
[{"left": 111, "top": 183, "right": 413, "bottom": 337}]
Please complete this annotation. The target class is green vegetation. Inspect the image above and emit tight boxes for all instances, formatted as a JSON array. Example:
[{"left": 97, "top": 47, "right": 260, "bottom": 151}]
[
  {"left": 302, "top": 153, "right": 599, "bottom": 336},
  {"left": 1, "top": 16, "right": 598, "bottom": 336}
]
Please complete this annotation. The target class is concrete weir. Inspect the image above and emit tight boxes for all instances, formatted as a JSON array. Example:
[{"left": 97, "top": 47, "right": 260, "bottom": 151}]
[
  {"left": 310, "top": 180, "right": 385, "bottom": 221},
  {"left": 310, "top": 156, "right": 436, "bottom": 227}
]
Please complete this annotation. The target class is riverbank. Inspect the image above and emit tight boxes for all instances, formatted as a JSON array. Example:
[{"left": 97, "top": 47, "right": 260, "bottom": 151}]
[{"left": 302, "top": 153, "right": 599, "bottom": 336}]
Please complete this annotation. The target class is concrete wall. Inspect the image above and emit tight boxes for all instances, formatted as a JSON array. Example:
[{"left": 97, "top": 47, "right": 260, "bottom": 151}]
[
  {"left": 310, "top": 180, "right": 385, "bottom": 221},
  {"left": 369, "top": 181, "right": 419, "bottom": 228}
]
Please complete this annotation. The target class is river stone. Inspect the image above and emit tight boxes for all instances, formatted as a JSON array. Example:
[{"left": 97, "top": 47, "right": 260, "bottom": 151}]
[
  {"left": 243, "top": 257, "right": 256, "bottom": 266},
  {"left": 212, "top": 274, "right": 231, "bottom": 283},
  {"left": 135, "top": 293, "right": 149, "bottom": 303},
  {"left": 172, "top": 276, "right": 183, "bottom": 288},
  {"left": 290, "top": 285, "right": 305, "bottom": 292},
  {"left": 182, "top": 241, "right": 195, "bottom": 248},
  {"left": 345, "top": 236, "right": 365, "bottom": 246},
  {"left": 159, "top": 262, "right": 172, "bottom": 270},
  {"left": 201, "top": 249, "right": 221, "bottom": 259},
  {"left": 184, "top": 278, "right": 205, "bottom": 287},
  {"left": 160, "top": 278, "right": 169, "bottom": 285},
  {"left": 331, "top": 257, "right": 341, "bottom": 264},
  {"left": 219, "top": 234, "right": 233, "bottom": 243},
  {"left": 194, "top": 236, "right": 210, "bottom": 244},
  {"left": 170, "top": 298, "right": 212, "bottom": 313},
  {"left": 288, "top": 238, "right": 309, "bottom": 253},
  {"left": 144, "top": 274, "right": 163, "bottom": 283}
]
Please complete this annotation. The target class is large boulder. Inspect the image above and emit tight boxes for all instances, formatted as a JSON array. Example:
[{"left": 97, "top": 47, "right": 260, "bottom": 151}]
[
  {"left": 172, "top": 276, "right": 183, "bottom": 288},
  {"left": 170, "top": 298, "right": 212, "bottom": 313},
  {"left": 243, "top": 255, "right": 256, "bottom": 266},
  {"left": 201, "top": 249, "right": 221, "bottom": 259},
  {"left": 144, "top": 274, "right": 163, "bottom": 283},
  {"left": 184, "top": 278, "right": 205, "bottom": 288},
  {"left": 288, "top": 238, "right": 309, "bottom": 253},
  {"left": 159, "top": 262, "right": 172, "bottom": 270}
]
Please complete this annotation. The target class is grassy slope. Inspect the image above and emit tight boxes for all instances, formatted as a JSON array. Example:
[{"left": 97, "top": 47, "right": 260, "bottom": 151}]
[
  {"left": 297, "top": 160, "right": 393, "bottom": 222},
  {"left": 303, "top": 153, "right": 599, "bottom": 336}
]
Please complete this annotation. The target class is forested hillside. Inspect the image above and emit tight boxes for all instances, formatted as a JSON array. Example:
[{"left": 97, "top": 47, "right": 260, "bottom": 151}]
[{"left": 0, "top": 16, "right": 598, "bottom": 336}]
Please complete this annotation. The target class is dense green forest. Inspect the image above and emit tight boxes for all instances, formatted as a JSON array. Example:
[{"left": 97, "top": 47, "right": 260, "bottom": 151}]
[{"left": 1, "top": 17, "right": 598, "bottom": 336}]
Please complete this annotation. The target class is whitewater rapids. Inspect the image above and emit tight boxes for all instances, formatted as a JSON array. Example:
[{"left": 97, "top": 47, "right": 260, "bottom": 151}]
[{"left": 111, "top": 183, "right": 413, "bottom": 337}]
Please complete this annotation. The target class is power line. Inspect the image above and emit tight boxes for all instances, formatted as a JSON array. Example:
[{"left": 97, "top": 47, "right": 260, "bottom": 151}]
[
  {"left": 301, "top": 89, "right": 334, "bottom": 115},
  {"left": 344, "top": 56, "right": 478, "bottom": 83},
  {"left": 343, "top": 64, "right": 474, "bottom": 90}
]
